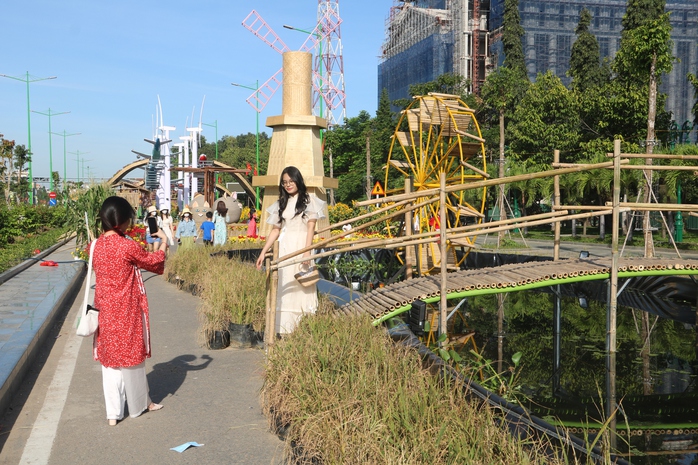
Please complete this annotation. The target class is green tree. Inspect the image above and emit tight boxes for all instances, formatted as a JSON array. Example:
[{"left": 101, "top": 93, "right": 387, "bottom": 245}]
[
  {"left": 569, "top": 9, "right": 610, "bottom": 93},
  {"left": 615, "top": 0, "right": 674, "bottom": 257},
  {"left": 324, "top": 111, "right": 373, "bottom": 204},
  {"left": 502, "top": 0, "right": 527, "bottom": 77},
  {"left": 508, "top": 71, "right": 580, "bottom": 165},
  {"left": 13, "top": 144, "right": 30, "bottom": 203},
  {"left": 480, "top": 67, "right": 529, "bottom": 242}
]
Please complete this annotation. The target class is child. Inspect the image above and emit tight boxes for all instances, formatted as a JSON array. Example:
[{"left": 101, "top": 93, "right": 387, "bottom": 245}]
[{"left": 200, "top": 211, "right": 215, "bottom": 246}]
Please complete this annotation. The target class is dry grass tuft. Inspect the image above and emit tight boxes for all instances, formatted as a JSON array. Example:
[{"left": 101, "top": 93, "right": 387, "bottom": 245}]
[{"left": 262, "top": 311, "right": 569, "bottom": 464}]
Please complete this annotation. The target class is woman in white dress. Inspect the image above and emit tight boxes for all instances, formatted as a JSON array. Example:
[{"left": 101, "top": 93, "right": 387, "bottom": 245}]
[
  {"left": 256, "top": 166, "right": 326, "bottom": 334},
  {"left": 159, "top": 207, "right": 175, "bottom": 247}
]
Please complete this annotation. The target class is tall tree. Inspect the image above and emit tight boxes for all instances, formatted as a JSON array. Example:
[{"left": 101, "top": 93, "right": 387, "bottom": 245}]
[
  {"left": 13, "top": 144, "right": 30, "bottom": 203},
  {"left": 569, "top": 9, "right": 609, "bottom": 93},
  {"left": 502, "top": 0, "right": 527, "bottom": 78},
  {"left": 508, "top": 71, "right": 580, "bottom": 165},
  {"left": 480, "top": 67, "right": 529, "bottom": 242},
  {"left": 614, "top": 0, "right": 674, "bottom": 257}
]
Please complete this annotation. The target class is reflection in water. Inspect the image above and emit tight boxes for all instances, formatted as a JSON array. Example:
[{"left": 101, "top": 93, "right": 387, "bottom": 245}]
[{"left": 463, "top": 290, "right": 697, "bottom": 464}]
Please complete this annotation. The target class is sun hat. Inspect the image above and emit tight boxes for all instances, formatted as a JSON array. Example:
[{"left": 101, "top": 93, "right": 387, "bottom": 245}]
[
  {"left": 147, "top": 205, "right": 157, "bottom": 215},
  {"left": 181, "top": 207, "right": 191, "bottom": 217}
]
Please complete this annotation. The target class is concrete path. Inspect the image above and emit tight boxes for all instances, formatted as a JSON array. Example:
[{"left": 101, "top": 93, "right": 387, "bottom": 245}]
[{"left": 0, "top": 241, "right": 283, "bottom": 464}]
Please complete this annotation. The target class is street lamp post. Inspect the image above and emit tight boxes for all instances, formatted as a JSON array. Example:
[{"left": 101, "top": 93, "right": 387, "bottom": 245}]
[
  {"left": 231, "top": 81, "right": 261, "bottom": 210},
  {"left": 0, "top": 72, "right": 57, "bottom": 204},
  {"left": 69, "top": 150, "right": 90, "bottom": 186},
  {"left": 32, "top": 108, "right": 69, "bottom": 192},
  {"left": 51, "top": 130, "right": 80, "bottom": 191}
]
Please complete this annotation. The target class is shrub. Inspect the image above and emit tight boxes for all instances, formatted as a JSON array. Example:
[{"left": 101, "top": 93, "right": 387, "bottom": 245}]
[{"left": 262, "top": 311, "right": 565, "bottom": 464}]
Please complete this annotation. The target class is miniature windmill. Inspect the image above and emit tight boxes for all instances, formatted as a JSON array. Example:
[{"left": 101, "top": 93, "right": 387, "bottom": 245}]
[{"left": 242, "top": 4, "right": 346, "bottom": 126}]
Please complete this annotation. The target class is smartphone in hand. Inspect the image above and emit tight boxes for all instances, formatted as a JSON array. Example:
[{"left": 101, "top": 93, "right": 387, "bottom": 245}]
[{"left": 147, "top": 217, "right": 159, "bottom": 235}]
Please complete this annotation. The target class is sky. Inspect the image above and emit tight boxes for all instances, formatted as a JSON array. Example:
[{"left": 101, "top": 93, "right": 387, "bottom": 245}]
[{"left": 0, "top": 0, "right": 391, "bottom": 185}]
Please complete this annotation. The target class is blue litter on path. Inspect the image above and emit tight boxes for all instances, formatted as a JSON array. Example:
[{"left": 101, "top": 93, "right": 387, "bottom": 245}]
[{"left": 170, "top": 442, "right": 204, "bottom": 453}]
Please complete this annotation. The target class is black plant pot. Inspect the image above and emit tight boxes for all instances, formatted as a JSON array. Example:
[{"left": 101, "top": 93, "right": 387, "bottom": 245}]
[
  {"left": 207, "top": 330, "right": 230, "bottom": 350},
  {"left": 228, "top": 323, "right": 254, "bottom": 349}
]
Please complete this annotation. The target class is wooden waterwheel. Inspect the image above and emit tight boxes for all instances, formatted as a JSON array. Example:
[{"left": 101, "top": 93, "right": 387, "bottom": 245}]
[{"left": 384, "top": 93, "right": 487, "bottom": 275}]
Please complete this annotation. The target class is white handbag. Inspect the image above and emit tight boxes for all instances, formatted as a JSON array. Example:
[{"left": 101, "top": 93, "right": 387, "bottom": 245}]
[{"left": 76, "top": 240, "right": 99, "bottom": 337}]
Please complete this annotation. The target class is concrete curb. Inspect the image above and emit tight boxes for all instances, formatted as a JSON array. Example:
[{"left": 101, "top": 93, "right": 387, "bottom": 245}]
[
  {"left": 0, "top": 242, "right": 85, "bottom": 417},
  {"left": 0, "top": 234, "right": 76, "bottom": 286}
]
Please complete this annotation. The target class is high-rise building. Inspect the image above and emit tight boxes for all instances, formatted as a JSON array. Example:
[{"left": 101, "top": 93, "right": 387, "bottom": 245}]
[{"left": 379, "top": 0, "right": 698, "bottom": 131}]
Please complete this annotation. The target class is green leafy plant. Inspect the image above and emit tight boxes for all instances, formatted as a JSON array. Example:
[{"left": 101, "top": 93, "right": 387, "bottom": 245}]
[{"left": 62, "top": 183, "right": 114, "bottom": 247}]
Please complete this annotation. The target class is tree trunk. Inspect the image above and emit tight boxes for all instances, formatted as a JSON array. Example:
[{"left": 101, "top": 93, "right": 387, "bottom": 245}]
[
  {"left": 644, "top": 52, "right": 658, "bottom": 258},
  {"left": 600, "top": 195, "right": 606, "bottom": 240},
  {"left": 498, "top": 109, "right": 507, "bottom": 245},
  {"left": 366, "top": 134, "right": 371, "bottom": 200}
]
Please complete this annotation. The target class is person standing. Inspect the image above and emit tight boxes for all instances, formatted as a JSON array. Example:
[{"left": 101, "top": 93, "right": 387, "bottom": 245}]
[
  {"left": 247, "top": 208, "right": 258, "bottom": 238},
  {"left": 92, "top": 196, "right": 167, "bottom": 426},
  {"left": 175, "top": 207, "right": 197, "bottom": 250},
  {"left": 255, "top": 166, "right": 326, "bottom": 334},
  {"left": 199, "top": 212, "right": 215, "bottom": 246},
  {"left": 159, "top": 206, "right": 175, "bottom": 247},
  {"left": 212, "top": 200, "right": 229, "bottom": 246},
  {"left": 144, "top": 205, "right": 162, "bottom": 253}
]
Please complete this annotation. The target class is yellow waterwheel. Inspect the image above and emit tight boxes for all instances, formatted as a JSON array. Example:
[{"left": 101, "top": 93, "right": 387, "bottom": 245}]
[{"left": 384, "top": 93, "right": 487, "bottom": 275}]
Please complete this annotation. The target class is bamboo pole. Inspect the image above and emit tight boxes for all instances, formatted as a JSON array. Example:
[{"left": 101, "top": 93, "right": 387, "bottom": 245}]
[
  {"left": 608, "top": 152, "right": 698, "bottom": 160},
  {"left": 607, "top": 139, "right": 621, "bottom": 442},
  {"left": 439, "top": 172, "right": 448, "bottom": 346},
  {"left": 316, "top": 197, "right": 413, "bottom": 235},
  {"left": 554, "top": 205, "right": 612, "bottom": 211},
  {"left": 356, "top": 159, "right": 627, "bottom": 207},
  {"left": 620, "top": 165, "right": 698, "bottom": 171},
  {"left": 404, "top": 177, "right": 414, "bottom": 280},
  {"left": 554, "top": 150, "right": 560, "bottom": 261},
  {"left": 608, "top": 202, "right": 698, "bottom": 212},
  {"left": 460, "top": 160, "right": 490, "bottom": 178},
  {"left": 265, "top": 243, "right": 279, "bottom": 351},
  {"left": 274, "top": 210, "right": 571, "bottom": 270}
]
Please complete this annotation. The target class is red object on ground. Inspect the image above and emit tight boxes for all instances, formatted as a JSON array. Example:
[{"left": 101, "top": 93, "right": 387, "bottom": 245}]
[
  {"left": 40, "top": 260, "right": 58, "bottom": 267},
  {"left": 34, "top": 249, "right": 41, "bottom": 254}
]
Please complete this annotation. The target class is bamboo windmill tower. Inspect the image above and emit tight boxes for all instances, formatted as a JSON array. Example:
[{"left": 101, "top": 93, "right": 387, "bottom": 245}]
[{"left": 253, "top": 51, "right": 337, "bottom": 236}]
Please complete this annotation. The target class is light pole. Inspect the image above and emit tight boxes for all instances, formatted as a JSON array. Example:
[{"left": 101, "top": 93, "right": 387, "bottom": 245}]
[
  {"left": 0, "top": 72, "right": 57, "bottom": 204},
  {"left": 202, "top": 120, "right": 218, "bottom": 197},
  {"left": 51, "top": 130, "right": 80, "bottom": 191},
  {"left": 32, "top": 108, "right": 69, "bottom": 192},
  {"left": 69, "top": 150, "right": 90, "bottom": 186},
  {"left": 231, "top": 81, "right": 261, "bottom": 210}
]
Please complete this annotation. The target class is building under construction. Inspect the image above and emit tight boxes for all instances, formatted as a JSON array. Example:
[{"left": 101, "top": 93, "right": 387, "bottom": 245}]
[
  {"left": 378, "top": 0, "right": 491, "bottom": 103},
  {"left": 379, "top": 0, "right": 698, "bottom": 135}
]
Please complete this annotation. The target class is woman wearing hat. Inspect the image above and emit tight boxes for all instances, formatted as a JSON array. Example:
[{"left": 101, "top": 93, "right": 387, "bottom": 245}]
[
  {"left": 159, "top": 206, "right": 175, "bottom": 248},
  {"left": 144, "top": 205, "right": 163, "bottom": 253},
  {"left": 175, "top": 207, "right": 197, "bottom": 250}
]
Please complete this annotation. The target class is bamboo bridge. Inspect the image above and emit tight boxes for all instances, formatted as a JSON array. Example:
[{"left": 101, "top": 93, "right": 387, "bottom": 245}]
[{"left": 336, "top": 256, "right": 698, "bottom": 324}]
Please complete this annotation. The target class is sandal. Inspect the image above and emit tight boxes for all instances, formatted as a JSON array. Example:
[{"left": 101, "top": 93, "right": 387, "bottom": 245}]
[{"left": 148, "top": 403, "right": 164, "bottom": 411}]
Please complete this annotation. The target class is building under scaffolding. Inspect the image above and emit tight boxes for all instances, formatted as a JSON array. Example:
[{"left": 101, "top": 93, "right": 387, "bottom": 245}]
[
  {"left": 378, "top": 0, "right": 491, "bottom": 104},
  {"left": 379, "top": 0, "right": 698, "bottom": 138}
]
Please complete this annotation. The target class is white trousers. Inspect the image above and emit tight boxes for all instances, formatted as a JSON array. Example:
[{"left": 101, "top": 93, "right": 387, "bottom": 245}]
[{"left": 101, "top": 362, "right": 151, "bottom": 420}]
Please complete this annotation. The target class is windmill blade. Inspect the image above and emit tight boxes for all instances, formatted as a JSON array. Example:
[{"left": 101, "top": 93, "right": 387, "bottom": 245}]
[
  {"left": 299, "top": 17, "right": 341, "bottom": 53},
  {"left": 157, "top": 95, "right": 164, "bottom": 134},
  {"left": 246, "top": 68, "right": 283, "bottom": 112},
  {"left": 242, "top": 10, "right": 290, "bottom": 55}
]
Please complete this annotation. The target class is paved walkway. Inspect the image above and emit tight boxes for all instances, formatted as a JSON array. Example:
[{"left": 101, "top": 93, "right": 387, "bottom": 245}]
[{"left": 0, "top": 240, "right": 283, "bottom": 464}]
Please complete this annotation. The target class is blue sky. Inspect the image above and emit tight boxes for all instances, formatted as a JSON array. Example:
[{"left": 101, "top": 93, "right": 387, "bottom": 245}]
[{"left": 0, "top": 0, "right": 389, "bottom": 184}]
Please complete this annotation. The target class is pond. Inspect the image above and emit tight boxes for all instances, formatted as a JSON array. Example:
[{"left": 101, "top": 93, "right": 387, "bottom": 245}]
[{"left": 457, "top": 274, "right": 698, "bottom": 464}]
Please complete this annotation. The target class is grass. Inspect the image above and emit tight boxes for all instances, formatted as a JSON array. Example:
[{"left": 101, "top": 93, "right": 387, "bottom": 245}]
[
  {"left": 164, "top": 245, "right": 266, "bottom": 346},
  {"left": 0, "top": 227, "right": 71, "bottom": 274},
  {"left": 262, "top": 306, "right": 571, "bottom": 465}
]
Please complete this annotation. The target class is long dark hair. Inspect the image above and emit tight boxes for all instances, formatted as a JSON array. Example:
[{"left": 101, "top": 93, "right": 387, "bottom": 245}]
[
  {"left": 99, "top": 196, "right": 135, "bottom": 234},
  {"left": 277, "top": 166, "right": 309, "bottom": 224},
  {"left": 216, "top": 200, "right": 228, "bottom": 216}
]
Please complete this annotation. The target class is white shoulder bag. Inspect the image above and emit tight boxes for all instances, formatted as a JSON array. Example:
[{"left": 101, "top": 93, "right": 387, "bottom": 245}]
[{"left": 76, "top": 240, "right": 99, "bottom": 337}]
